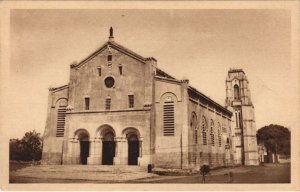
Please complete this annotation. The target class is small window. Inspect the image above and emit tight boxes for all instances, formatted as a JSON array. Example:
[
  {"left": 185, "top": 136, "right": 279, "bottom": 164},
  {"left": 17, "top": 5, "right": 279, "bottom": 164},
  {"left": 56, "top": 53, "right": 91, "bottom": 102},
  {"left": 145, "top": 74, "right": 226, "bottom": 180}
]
[
  {"left": 107, "top": 55, "right": 112, "bottom": 62},
  {"left": 235, "top": 112, "right": 239, "bottom": 128},
  {"left": 85, "top": 97, "right": 90, "bottom": 110},
  {"left": 190, "top": 113, "right": 198, "bottom": 144},
  {"left": 97, "top": 67, "right": 101, "bottom": 76},
  {"left": 119, "top": 65, "right": 123, "bottom": 75},
  {"left": 210, "top": 120, "right": 215, "bottom": 146},
  {"left": 201, "top": 116, "right": 207, "bottom": 145},
  {"left": 105, "top": 97, "right": 111, "bottom": 110},
  {"left": 234, "top": 84, "right": 240, "bottom": 100},
  {"left": 218, "top": 123, "right": 222, "bottom": 147},
  {"left": 128, "top": 95, "right": 134, "bottom": 108},
  {"left": 238, "top": 112, "right": 242, "bottom": 128},
  {"left": 194, "top": 129, "right": 198, "bottom": 144}
]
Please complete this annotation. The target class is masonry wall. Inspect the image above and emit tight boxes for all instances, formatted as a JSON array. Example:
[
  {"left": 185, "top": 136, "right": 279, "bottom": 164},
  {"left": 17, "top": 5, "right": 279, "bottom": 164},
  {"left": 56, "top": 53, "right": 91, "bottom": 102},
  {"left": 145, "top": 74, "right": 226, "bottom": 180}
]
[
  {"left": 242, "top": 105, "right": 259, "bottom": 165},
  {"left": 62, "top": 110, "right": 151, "bottom": 166},
  {"left": 69, "top": 47, "right": 148, "bottom": 112},
  {"left": 43, "top": 42, "right": 156, "bottom": 165},
  {"left": 187, "top": 99, "right": 232, "bottom": 169},
  {"left": 42, "top": 87, "right": 69, "bottom": 164},
  {"left": 153, "top": 78, "right": 189, "bottom": 169}
]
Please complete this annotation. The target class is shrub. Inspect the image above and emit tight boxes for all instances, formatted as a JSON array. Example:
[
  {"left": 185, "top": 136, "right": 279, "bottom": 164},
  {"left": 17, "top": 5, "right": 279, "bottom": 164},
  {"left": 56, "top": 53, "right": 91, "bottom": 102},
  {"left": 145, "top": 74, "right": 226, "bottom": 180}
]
[{"left": 9, "top": 130, "right": 43, "bottom": 161}]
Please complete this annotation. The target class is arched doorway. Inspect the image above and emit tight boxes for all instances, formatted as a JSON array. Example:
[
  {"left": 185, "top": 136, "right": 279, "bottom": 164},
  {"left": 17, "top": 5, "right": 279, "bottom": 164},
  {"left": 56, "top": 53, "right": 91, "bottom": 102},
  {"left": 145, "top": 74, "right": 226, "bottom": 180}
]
[
  {"left": 102, "top": 131, "right": 115, "bottom": 165},
  {"left": 77, "top": 131, "right": 90, "bottom": 165},
  {"left": 127, "top": 134, "right": 139, "bottom": 165}
]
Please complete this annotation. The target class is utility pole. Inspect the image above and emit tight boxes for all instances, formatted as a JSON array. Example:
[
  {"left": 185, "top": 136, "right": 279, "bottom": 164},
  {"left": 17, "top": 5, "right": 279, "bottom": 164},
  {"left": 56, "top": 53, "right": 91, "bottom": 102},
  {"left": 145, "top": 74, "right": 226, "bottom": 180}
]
[
  {"left": 180, "top": 132, "right": 183, "bottom": 169},
  {"left": 240, "top": 108, "right": 245, "bottom": 165}
]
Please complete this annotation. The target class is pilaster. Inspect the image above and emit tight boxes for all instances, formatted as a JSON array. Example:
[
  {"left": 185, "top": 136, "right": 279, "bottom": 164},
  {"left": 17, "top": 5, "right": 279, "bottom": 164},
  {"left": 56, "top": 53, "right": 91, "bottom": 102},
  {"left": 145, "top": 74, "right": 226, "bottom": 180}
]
[{"left": 87, "top": 137, "right": 102, "bottom": 165}]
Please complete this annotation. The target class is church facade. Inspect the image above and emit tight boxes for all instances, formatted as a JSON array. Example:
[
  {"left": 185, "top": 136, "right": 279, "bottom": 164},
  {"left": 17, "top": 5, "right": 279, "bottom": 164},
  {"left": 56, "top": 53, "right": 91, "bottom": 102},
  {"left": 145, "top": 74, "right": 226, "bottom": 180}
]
[{"left": 42, "top": 28, "right": 258, "bottom": 168}]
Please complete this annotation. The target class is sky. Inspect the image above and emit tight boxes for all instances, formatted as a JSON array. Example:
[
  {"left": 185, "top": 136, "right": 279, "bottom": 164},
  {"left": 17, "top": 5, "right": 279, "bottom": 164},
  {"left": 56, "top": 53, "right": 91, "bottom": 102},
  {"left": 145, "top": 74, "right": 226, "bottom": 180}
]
[{"left": 8, "top": 9, "right": 297, "bottom": 139}]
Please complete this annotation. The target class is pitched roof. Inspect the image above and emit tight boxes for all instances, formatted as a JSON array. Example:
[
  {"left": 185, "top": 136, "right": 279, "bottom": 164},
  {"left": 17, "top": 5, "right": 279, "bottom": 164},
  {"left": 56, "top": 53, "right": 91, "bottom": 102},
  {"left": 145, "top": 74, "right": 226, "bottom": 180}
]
[
  {"left": 71, "top": 41, "right": 149, "bottom": 69},
  {"left": 188, "top": 85, "right": 232, "bottom": 116},
  {"left": 49, "top": 84, "right": 69, "bottom": 92},
  {"left": 155, "top": 67, "right": 177, "bottom": 80},
  {"left": 154, "top": 67, "right": 232, "bottom": 116}
]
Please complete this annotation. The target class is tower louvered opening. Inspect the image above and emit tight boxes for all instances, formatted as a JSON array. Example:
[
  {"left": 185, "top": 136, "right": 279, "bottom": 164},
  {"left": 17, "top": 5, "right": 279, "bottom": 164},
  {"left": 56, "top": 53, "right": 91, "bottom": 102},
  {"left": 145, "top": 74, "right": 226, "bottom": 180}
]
[
  {"left": 56, "top": 106, "right": 66, "bottom": 137},
  {"left": 163, "top": 101, "right": 174, "bottom": 136}
]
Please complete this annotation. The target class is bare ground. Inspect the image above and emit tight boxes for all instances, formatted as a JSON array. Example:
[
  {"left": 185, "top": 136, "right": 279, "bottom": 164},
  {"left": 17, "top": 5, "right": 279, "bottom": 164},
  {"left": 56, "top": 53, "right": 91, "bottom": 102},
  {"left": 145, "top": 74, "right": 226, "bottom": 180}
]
[{"left": 9, "top": 162, "right": 290, "bottom": 183}]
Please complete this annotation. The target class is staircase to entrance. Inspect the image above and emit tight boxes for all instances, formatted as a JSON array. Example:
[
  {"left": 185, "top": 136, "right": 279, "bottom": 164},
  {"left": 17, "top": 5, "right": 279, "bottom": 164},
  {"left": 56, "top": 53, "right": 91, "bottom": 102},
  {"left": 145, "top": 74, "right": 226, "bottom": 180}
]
[{"left": 10, "top": 164, "right": 157, "bottom": 182}]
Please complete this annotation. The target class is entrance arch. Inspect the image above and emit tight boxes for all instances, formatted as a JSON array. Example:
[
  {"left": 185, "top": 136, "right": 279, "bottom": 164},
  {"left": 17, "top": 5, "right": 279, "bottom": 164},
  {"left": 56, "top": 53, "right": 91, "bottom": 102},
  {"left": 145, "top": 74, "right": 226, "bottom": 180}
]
[
  {"left": 122, "top": 127, "right": 141, "bottom": 166},
  {"left": 99, "top": 126, "right": 116, "bottom": 165},
  {"left": 75, "top": 129, "right": 90, "bottom": 165},
  {"left": 127, "top": 134, "right": 139, "bottom": 165}
]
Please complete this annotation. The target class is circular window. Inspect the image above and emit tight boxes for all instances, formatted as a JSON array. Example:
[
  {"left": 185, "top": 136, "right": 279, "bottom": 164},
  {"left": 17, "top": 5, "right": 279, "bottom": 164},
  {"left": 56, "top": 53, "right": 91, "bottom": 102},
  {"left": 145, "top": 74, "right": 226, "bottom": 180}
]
[{"left": 104, "top": 77, "right": 115, "bottom": 88}]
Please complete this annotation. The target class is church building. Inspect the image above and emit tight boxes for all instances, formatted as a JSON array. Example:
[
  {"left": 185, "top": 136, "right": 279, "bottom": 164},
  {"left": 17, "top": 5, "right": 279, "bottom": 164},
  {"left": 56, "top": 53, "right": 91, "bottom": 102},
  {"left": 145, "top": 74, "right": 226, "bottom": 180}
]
[{"left": 42, "top": 28, "right": 258, "bottom": 168}]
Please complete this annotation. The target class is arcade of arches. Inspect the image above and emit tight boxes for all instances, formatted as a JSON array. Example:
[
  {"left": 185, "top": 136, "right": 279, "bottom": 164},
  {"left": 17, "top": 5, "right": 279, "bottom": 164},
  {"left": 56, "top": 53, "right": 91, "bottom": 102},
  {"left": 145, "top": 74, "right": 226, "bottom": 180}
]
[{"left": 68, "top": 125, "right": 143, "bottom": 165}]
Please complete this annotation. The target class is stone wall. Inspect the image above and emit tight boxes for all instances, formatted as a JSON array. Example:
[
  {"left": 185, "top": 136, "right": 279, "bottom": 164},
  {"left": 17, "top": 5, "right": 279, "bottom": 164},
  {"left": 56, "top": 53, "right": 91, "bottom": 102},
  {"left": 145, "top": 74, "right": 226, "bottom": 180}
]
[
  {"left": 42, "top": 86, "right": 69, "bottom": 164},
  {"left": 153, "top": 78, "right": 188, "bottom": 168},
  {"left": 187, "top": 98, "right": 232, "bottom": 168},
  {"left": 62, "top": 110, "right": 151, "bottom": 166}
]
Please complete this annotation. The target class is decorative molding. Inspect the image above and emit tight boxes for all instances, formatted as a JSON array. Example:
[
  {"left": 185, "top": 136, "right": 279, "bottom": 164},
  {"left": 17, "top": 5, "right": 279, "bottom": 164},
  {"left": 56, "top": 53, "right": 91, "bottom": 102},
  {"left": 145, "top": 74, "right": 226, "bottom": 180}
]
[
  {"left": 48, "top": 84, "right": 69, "bottom": 92},
  {"left": 154, "top": 76, "right": 182, "bottom": 84},
  {"left": 66, "top": 108, "right": 151, "bottom": 114}
]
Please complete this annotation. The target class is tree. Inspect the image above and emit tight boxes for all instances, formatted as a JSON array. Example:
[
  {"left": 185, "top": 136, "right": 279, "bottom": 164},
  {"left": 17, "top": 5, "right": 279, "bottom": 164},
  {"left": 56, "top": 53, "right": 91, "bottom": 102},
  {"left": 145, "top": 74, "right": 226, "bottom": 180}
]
[
  {"left": 200, "top": 165, "right": 210, "bottom": 183},
  {"left": 9, "top": 130, "right": 43, "bottom": 161},
  {"left": 257, "top": 124, "right": 290, "bottom": 158}
]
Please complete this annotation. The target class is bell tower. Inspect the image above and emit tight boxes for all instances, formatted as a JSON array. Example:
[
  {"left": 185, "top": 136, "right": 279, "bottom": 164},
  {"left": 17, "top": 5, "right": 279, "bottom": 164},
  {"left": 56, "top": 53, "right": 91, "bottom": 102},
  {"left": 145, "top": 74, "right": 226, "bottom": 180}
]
[{"left": 225, "top": 69, "right": 258, "bottom": 165}]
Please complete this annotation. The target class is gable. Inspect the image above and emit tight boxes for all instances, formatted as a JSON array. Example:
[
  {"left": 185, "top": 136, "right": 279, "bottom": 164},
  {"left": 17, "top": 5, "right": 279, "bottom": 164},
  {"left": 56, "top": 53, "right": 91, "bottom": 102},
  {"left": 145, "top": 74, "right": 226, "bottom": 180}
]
[{"left": 71, "top": 41, "right": 147, "bottom": 70}]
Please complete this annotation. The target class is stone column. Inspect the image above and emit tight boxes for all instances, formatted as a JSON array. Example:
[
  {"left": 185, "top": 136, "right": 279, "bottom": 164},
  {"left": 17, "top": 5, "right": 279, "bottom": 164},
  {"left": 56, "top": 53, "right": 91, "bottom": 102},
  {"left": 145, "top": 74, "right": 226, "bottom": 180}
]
[
  {"left": 68, "top": 138, "right": 74, "bottom": 155},
  {"left": 64, "top": 137, "right": 74, "bottom": 164},
  {"left": 139, "top": 137, "right": 143, "bottom": 157},
  {"left": 113, "top": 137, "right": 122, "bottom": 165},
  {"left": 73, "top": 139, "right": 80, "bottom": 164},
  {"left": 95, "top": 137, "right": 102, "bottom": 161},
  {"left": 138, "top": 137, "right": 144, "bottom": 166},
  {"left": 69, "top": 137, "right": 75, "bottom": 164},
  {"left": 121, "top": 137, "right": 128, "bottom": 165},
  {"left": 87, "top": 137, "right": 102, "bottom": 165}
]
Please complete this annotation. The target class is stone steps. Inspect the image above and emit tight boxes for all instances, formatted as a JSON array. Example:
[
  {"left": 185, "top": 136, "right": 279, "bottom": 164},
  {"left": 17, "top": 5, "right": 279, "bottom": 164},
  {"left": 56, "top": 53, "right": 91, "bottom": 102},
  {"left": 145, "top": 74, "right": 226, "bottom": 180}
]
[
  {"left": 10, "top": 165, "right": 156, "bottom": 182},
  {"left": 15, "top": 165, "right": 147, "bottom": 173}
]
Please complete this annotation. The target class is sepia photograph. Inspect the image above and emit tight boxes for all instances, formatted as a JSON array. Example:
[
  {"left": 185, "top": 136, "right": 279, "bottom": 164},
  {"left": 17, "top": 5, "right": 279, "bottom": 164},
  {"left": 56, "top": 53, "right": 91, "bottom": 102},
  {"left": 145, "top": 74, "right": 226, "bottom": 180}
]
[{"left": 0, "top": 1, "right": 299, "bottom": 191}]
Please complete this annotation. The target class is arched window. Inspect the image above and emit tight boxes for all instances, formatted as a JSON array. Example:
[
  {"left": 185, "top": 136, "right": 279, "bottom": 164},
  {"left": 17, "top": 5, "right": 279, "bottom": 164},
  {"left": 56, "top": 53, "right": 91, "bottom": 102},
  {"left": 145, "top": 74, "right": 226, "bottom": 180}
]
[
  {"left": 217, "top": 123, "right": 222, "bottom": 147},
  {"left": 201, "top": 116, "right": 208, "bottom": 145},
  {"left": 210, "top": 120, "right": 215, "bottom": 146},
  {"left": 234, "top": 84, "right": 240, "bottom": 100},
  {"left": 190, "top": 112, "right": 198, "bottom": 144}
]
